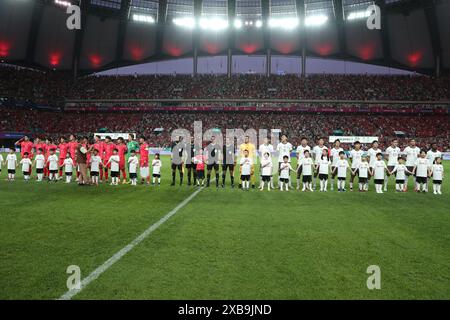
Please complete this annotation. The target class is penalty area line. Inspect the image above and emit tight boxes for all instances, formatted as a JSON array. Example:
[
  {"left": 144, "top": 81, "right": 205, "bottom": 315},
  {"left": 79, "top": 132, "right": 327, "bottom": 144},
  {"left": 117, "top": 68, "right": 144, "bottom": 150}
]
[{"left": 58, "top": 185, "right": 206, "bottom": 300}]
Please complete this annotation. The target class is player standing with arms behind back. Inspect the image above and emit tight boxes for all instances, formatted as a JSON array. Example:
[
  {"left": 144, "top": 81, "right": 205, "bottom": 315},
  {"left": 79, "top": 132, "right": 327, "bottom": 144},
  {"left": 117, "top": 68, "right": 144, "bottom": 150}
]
[
  {"left": 367, "top": 140, "right": 382, "bottom": 191},
  {"left": 349, "top": 141, "right": 364, "bottom": 191},
  {"left": 312, "top": 138, "right": 328, "bottom": 190},
  {"left": 402, "top": 139, "right": 420, "bottom": 191},
  {"left": 276, "top": 134, "right": 293, "bottom": 189},
  {"left": 385, "top": 139, "right": 401, "bottom": 192},
  {"left": 295, "top": 137, "right": 311, "bottom": 190},
  {"left": 138, "top": 137, "right": 150, "bottom": 185}
]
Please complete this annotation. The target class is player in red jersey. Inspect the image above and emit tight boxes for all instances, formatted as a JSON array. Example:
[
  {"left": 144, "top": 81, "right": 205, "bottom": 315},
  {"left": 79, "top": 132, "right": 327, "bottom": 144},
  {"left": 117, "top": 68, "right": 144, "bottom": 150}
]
[
  {"left": 67, "top": 135, "right": 79, "bottom": 180},
  {"left": 115, "top": 137, "right": 128, "bottom": 183},
  {"left": 102, "top": 136, "right": 116, "bottom": 182},
  {"left": 15, "top": 136, "right": 34, "bottom": 174},
  {"left": 58, "top": 137, "right": 68, "bottom": 178},
  {"left": 93, "top": 135, "right": 105, "bottom": 181},
  {"left": 139, "top": 136, "right": 150, "bottom": 185}
]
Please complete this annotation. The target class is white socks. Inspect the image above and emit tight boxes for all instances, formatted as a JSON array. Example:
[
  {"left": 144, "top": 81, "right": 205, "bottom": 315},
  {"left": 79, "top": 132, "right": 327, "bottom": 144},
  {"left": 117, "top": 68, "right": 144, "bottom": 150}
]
[
  {"left": 375, "top": 184, "right": 383, "bottom": 193},
  {"left": 433, "top": 184, "right": 442, "bottom": 194},
  {"left": 279, "top": 182, "right": 289, "bottom": 191}
]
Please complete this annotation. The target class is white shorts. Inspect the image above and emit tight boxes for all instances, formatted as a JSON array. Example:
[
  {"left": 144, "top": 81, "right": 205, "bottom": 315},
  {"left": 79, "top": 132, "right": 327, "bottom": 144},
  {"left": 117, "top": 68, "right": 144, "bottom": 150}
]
[{"left": 140, "top": 167, "right": 149, "bottom": 178}]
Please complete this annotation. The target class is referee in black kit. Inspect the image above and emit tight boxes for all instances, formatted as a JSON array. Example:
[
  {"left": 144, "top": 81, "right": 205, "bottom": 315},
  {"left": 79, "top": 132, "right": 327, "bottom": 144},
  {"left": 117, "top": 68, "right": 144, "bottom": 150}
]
[{"left": 170, "top": 136, "right": 184, "bottom": 186}]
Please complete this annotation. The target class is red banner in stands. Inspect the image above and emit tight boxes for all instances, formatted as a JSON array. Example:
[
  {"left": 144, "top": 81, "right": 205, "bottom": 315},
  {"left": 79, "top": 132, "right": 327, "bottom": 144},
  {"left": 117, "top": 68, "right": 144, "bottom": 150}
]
[{"left": 63, "top": 104, "right": 449, "bottom": 114}]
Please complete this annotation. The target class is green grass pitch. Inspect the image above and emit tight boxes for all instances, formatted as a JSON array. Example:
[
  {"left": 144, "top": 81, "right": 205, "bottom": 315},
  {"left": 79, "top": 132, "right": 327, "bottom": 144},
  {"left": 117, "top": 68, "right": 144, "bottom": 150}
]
[{"left": 0, "top": 153, "right": 449, "bottom": 299}]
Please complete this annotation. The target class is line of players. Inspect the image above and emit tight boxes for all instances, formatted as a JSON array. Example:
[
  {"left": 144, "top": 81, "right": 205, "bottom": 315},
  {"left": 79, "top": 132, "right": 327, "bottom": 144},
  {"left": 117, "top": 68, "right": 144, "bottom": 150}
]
[
  {"left": 1, "top": 134, "right": 162, "bottom": 186},
  {"left": 1, "top": 134, "right": 445, "bottom": 194},
  {"left": 170, "top": 135, "right": 444, "bottom": 194}
]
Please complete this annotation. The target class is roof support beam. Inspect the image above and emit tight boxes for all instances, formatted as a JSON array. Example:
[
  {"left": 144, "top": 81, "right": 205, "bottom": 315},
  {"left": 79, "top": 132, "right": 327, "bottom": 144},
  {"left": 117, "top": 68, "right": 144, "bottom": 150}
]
[
  {"left": 332, "top": 0, "right": 347, "bottom": 58},
  {"left": 261, "top": 0, "right": 270, "bottom": 49},
  {"left": 375, "top": 0, "right": 392, "bottom": 66},
  {"left": 25, "top": 0, "right": 44, "bottom": 65},
  {"left": 296, "top": 0, "right": 306, "bottom": 76},
  {"left": 193, "top": 0, "right": 203, "bottom": 76},
  {"left": 261, "top": 0, "right": 270, "bottom": 76},
  {"left": 227, "top": 0, "right": 236, "bottom": 77},
  {"left": 155, "top": 0, "right": 168, "bottom": 58},
  {"left": 424, "top": 0, "right": 442, "bottom": 77},
  {"left": 115, "top": 0, "right": 131, "bottom": 63},
  {"left": 72, "top": 0, "right": 89, "bottom": 79}
]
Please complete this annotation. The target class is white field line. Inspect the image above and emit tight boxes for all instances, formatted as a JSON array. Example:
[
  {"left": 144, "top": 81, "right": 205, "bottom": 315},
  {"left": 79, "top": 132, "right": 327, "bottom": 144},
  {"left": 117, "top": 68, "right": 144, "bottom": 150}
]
[{"left": 58, "top": 185, "right": 206, "bottom": 300}]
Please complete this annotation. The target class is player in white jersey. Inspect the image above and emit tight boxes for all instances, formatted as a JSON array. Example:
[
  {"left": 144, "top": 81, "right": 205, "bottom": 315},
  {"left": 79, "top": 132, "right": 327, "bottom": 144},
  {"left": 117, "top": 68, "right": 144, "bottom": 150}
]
[
  {"left": 312, "top": 138, "right": 328, "bottom": 190},
  {"left": 367, "top": 140, "right": 382, "bottom": 189},
  {"left": 260, "top": 152, "right": 273, "bottom": 191},
  {"left": 413, "top": 150, "right": 431, "bottom": 193},
  {"left": 316, "top": 149, "right": 331, "bottom": 192},
  {"left": 384, "top": 139, "right": 401, "bottom": 191},
  {"left": 47, "top": 149, "right": 59, "bottom": 182},
  {"left": 371, "top": 152, "right": 389, "bottom": 194},
  {"left": 295, "top": 137, "right": 311, "bottom": 189},
  {"left": 279, "top": 155, "right": 295, "bottom": 191},
  {"left": 349, "top": 141, "right": 364, "bottom": 191},
  {"left": 297, "top": 150, "right": 314, "bottom": 192},
  {"left": 276, "top": 135, "right": 293, "bottom": 188},
  {"left": 332, "top": 151, "right": 350, "bottom": 192},
  {"left": 128, "top": 150, "right": 139, "bottom": 186},
  {"left": 426, "top": 143, "right": 442, "bottom": 164},
  {"left": 355, "top": 156, "right": 370, "bottom": 192},
  {"left": 259, "top": 137, "right": 274, "bottom": 189},
  {"left": 389, "top": 157, "right": 412, "bottom": 192},
  {"left": 367, "top": 140, "right": 382, "bottom": 170},
  {"left": 20, "top": 152, "right": 33, "bottom": 182},
  {"left": 62, "top": 153, "right": 74, "bottom": 183},
  {"left": 329, "top": 139, "right": 344, "bottom": 191},
  {"left": 402, "top": 139, "right": 420, "bottom": 191},
  {"left": 431, "top": 157, "right": 444, "bottom": 195},
  {"left": 33, "top": 148, "right": 46, "bottom": 182},
  {"left": 90, "top": 149, "right": 102, "bottom": 186}
]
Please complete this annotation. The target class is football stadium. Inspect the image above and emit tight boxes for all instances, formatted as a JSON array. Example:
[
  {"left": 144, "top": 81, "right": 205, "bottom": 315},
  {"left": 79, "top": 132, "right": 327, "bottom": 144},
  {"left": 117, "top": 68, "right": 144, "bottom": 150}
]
[{"left": 0, "top": 0, "right": 449, "bottom": 304}]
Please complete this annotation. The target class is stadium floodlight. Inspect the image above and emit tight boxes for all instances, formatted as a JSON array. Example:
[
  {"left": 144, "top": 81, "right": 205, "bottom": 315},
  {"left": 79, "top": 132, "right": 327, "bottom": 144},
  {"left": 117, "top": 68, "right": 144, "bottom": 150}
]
[
  {"left": 255, "top": 20, "right": 263, "bottom": 28},
  {"left": 347, "top": 10, "right": 372, "bottom": 21},
  {"left": 54, "top": 0, "right": 71, "bottom": 7},
  {"left": 234, "top": 19, "right": 243, "bottom": 29},
  {"left": 173, "top": 17, "right": 196, "bottom": 29},
  {"left": 305, "top": 14, "right": 328, "bottom": 27},
  {"left": 268, "top": 17, "right": 299, "bottom": 30},
  {"left": 132, "top": 14, "right": 155, "bottom": 24},
  {"left": 199, "top": 17, "right": 229, "bottom": 31}
]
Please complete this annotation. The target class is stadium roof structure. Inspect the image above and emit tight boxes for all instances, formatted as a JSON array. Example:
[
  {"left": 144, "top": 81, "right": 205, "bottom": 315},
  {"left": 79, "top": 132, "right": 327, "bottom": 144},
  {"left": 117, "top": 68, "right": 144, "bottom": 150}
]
[{"left": 0, "top": 0, "right": 448, "bottom": 75}]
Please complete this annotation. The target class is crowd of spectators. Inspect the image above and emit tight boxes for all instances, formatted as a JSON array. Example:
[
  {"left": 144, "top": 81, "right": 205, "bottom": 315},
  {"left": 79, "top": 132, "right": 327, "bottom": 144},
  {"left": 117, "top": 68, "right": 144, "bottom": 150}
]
[
  {"left": 1, "top": 108, "right": 448, "bottom": 150},
  {"left": 1, "top": 65, "right": 450, "bottom": 102},
  {"left": 0, "top": 65, "right": 448, "bottom": 150}
]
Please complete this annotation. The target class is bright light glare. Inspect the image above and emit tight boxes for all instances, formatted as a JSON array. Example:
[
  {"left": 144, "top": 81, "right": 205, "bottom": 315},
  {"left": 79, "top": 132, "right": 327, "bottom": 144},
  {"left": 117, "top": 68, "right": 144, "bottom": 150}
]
[
  {"left": 305, "top": 14, "right": 328, "bottom": 27},
  {"left": 173, "top": 17, "right": 196, "bottom": 29},
  {"left": 255, "top": 20, "right": 263, "bottom": 28},
  {"left": 54, "top": 0, "right": 71, "bottom": 7},
  {"left": 234, "top": 19, "right": 243, "bottom": 29},
  {"left": 132, "top": 14, "right": 155, "bottom": 24},
  {"left": 199, "top": 17, "right": 229, "bottom": 31},
  {"left": 347, "top": 10, "right": 372, "bottom": 20},
  {"left": 268, "top": 17, "right": 299, "bottom": 30}
]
